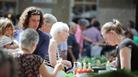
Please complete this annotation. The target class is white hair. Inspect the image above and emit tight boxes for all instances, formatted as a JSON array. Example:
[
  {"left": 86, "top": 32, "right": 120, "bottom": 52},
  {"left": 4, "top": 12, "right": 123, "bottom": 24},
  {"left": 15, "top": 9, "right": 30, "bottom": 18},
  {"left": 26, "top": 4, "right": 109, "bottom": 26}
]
[
  {"left": 50, "top": 22, "right": 69, "bottom": 38},
  {"left": 19, "top": 28, "right": 39, "bottom": 50},
  {"left": 44, "top": 13, "right": 57, "bottom": 25}
]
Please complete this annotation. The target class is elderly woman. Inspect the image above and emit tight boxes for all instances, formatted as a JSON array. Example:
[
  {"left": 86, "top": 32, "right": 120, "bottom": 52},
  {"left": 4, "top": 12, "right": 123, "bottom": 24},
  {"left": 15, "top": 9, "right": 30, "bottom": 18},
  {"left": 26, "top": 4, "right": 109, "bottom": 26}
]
[
  {"left": 41, "top": 13, "right": 57, "bottom": 34},
  {"left": 101, "top": 19, "right": 138, "bottom": 71},
  {"left": 48, "top": 22, "right": 71, "bottom": 68},
  {"left": 15, "top": 28, "right": 63, "bottom": 77},
  {"left": 41, "top": 14, "right": 68, "bottom": 60}
]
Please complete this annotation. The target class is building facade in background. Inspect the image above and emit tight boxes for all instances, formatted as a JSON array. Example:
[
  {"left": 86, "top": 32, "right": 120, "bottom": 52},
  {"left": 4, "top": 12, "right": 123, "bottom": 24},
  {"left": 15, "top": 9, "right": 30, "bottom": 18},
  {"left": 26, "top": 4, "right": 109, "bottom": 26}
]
[{"left": 0, "top": 0, "right": 136, "bottom": 25}]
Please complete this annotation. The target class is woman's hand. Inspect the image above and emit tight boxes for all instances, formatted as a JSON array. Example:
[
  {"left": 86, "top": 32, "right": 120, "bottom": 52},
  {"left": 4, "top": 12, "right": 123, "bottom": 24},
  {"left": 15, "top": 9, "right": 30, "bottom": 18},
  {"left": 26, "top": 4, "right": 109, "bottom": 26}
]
[
  {"left": 54, "top": 62, "right": 64, "bottom": 71},
  {"left": 61, "top": 60, "right": 72, "bottom": 68}
]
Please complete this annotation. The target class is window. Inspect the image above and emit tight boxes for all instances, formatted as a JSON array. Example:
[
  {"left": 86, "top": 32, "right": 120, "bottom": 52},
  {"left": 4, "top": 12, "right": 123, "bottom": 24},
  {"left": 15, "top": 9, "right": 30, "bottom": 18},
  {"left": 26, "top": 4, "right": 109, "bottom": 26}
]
[{"left": 72, "top": 0, "right": 98, "bottom": 18}]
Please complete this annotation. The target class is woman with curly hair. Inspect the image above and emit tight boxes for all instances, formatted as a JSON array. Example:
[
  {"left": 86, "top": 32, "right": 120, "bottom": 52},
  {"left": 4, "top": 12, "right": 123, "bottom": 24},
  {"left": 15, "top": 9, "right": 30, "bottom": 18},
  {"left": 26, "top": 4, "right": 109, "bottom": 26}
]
[{"left": 15, "top": 6, "right": 50, "bottom": 60}]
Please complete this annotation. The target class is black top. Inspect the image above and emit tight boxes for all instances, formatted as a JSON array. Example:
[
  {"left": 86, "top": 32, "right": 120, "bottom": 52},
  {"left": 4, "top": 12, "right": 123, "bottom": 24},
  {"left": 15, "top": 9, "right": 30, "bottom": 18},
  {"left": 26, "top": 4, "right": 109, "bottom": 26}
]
[
  {"left": 116, "top": 38, "right": 138, "bottom": 71},
  {"left": 67, "top": 34, "right": 79, "bottom": 60}
]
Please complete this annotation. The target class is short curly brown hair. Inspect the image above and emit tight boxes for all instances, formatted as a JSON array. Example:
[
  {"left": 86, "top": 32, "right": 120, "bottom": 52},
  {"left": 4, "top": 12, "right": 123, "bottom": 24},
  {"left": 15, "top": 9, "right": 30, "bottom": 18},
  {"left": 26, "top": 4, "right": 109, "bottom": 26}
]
[{"left": 18, "top": 6, "right": 43, "bottom": 30}]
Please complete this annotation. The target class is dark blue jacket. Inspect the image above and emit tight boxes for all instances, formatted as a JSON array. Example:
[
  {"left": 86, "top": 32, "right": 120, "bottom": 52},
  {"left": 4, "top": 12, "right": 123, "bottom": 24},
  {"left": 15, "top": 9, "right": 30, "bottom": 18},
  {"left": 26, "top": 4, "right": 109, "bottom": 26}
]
[{"left": 33, "top": 30, "right": 50, "bottom": 59}]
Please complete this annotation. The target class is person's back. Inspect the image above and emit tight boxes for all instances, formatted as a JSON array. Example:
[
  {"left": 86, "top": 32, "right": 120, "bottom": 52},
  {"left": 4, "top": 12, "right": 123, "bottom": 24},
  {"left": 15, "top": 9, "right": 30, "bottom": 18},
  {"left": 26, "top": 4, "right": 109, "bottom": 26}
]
[
  {"left": 83, "top": 26, "right": 103, "bottom": 43},
  {"left": 117, "top": 38, "right": 138, "bottom": 71},
  {"left": 15, "top": 54, "right": 43, "bottom": 77}
]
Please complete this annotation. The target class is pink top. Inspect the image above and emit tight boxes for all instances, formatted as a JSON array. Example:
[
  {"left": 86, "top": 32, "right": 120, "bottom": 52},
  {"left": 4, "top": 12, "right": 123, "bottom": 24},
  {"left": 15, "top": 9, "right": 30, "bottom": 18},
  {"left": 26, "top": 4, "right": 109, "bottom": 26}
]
[{"left": 75, "top": 25, "right": 84, "bottom": 53}]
